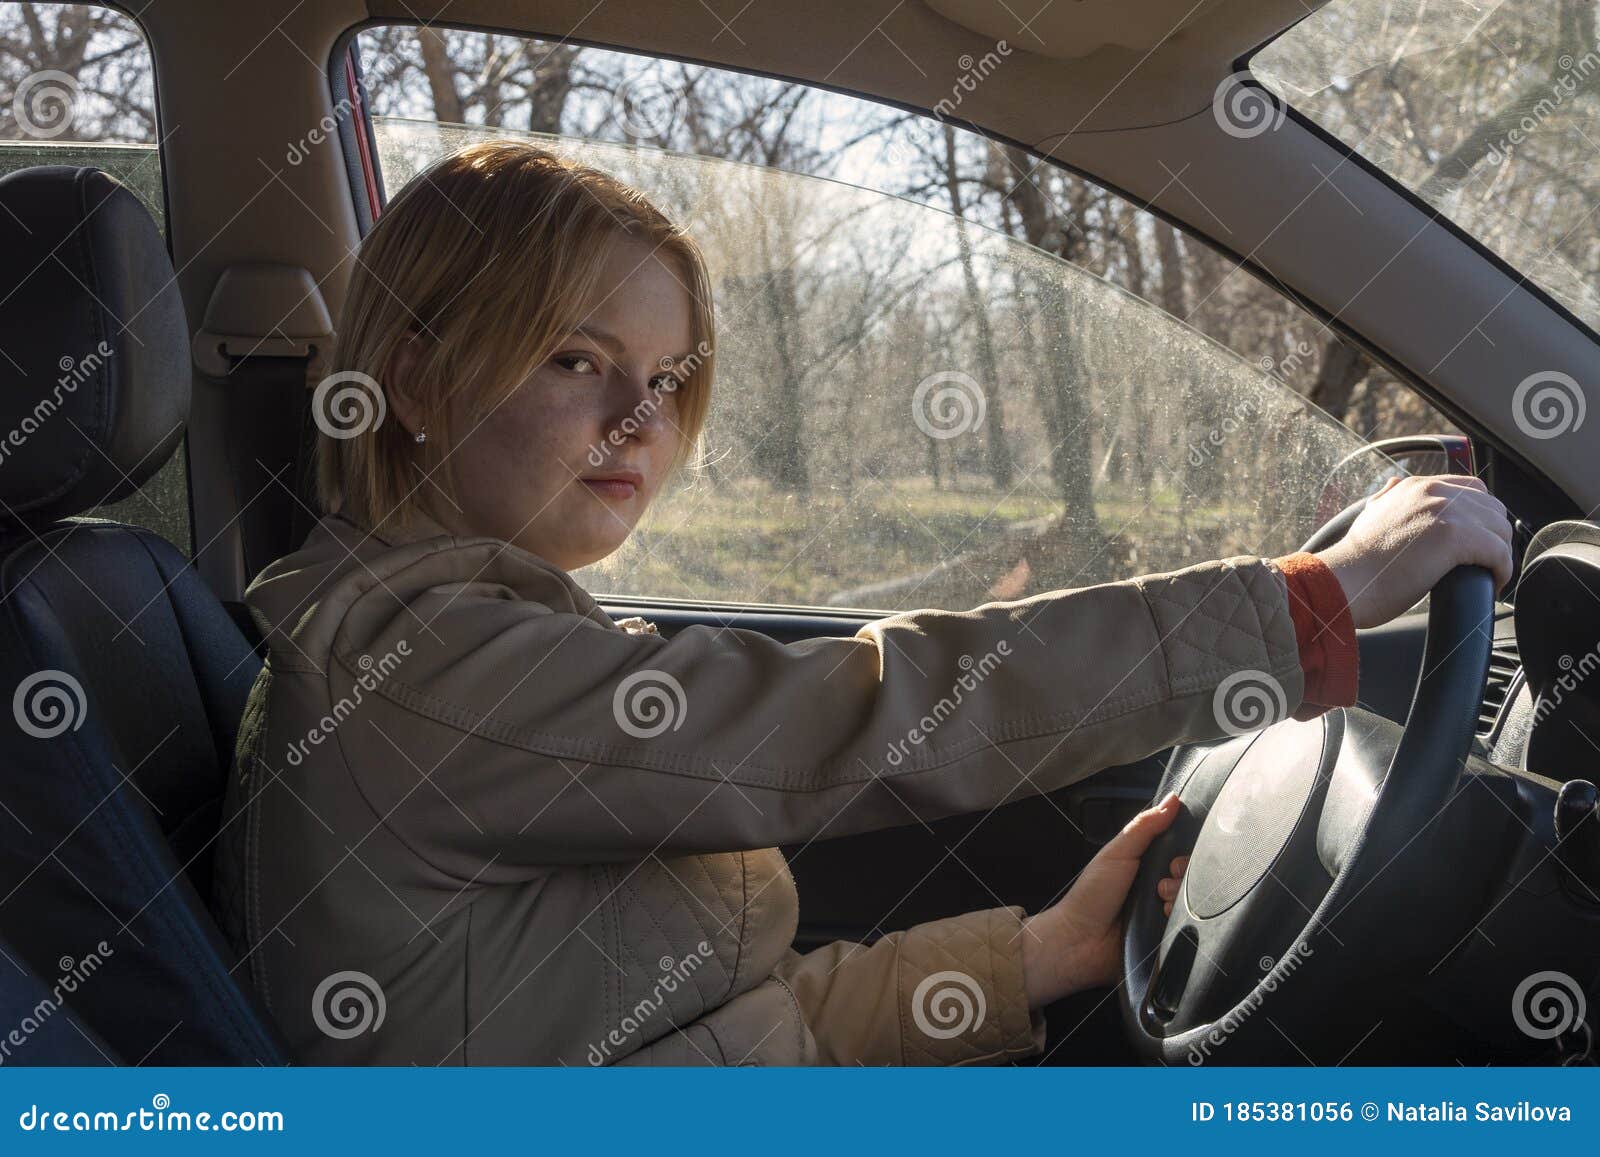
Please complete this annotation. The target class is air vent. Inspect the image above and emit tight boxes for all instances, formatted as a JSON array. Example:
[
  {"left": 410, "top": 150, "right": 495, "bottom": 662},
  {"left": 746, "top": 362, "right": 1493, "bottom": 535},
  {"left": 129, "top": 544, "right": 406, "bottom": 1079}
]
[{"left": 1477, "top": 637, "right": 1521, "bottom": 737}]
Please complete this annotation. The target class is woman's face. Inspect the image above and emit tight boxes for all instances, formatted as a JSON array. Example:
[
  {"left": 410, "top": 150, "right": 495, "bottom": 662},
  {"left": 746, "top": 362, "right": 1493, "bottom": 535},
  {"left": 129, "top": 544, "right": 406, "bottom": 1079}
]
[{"left": 426, "top": 235, "right": 696, "bottom": 571}]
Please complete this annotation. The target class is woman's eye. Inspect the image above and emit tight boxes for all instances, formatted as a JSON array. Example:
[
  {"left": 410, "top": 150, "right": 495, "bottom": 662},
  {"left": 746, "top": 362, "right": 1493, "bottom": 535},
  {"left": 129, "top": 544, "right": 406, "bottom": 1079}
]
[
  {"left": 648, "top": 373, "right": 677, "bottom": 391},
  {"left": 553, "top": 353, "right": 602, "bottom": 375}
]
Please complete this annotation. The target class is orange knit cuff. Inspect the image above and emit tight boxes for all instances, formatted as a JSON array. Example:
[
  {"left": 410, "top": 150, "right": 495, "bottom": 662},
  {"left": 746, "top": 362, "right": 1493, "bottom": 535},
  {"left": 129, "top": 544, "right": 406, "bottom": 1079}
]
[{"left": 1270, "top": 551, "right": 1359, "bottom": 720}]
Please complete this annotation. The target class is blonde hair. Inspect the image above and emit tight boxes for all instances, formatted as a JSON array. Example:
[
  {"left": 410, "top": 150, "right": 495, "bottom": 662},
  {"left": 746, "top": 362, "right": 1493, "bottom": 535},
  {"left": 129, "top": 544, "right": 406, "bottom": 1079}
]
[{"left": 319, "top": 139, "right": 715, "bottom": 534}]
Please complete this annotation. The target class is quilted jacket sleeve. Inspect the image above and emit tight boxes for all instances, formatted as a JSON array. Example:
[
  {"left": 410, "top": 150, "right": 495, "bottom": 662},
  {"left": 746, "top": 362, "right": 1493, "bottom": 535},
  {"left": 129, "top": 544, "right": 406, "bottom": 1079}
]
[
  {"left": 773, "top": 906, "right": 1044, "bottom": 1065},
  {"left": 303, "top": 548, "right": 1308, "bottom": 880}
]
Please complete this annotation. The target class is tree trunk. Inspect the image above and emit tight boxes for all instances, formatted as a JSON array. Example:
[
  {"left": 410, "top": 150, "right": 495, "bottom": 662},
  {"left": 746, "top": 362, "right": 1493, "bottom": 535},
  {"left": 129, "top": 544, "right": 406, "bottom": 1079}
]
[
  {"left": 1000, "top": 146, "right": 1104, "bottom": 543},
  {"left": 941, "top": 125, "right": 1014, "bottom": 489},
  {"left": 1307, "top": 336, "right": 1370, "bottom": 423},
  {"left": 418, "top": 28, "right": 464, "bottom": 123}
]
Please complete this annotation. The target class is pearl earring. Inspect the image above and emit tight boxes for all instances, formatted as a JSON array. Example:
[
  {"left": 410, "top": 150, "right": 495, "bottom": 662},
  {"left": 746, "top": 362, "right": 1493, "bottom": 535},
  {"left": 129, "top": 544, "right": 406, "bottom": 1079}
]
[{"left": 414, "top": 427, "right": 427, "bottom": 444}]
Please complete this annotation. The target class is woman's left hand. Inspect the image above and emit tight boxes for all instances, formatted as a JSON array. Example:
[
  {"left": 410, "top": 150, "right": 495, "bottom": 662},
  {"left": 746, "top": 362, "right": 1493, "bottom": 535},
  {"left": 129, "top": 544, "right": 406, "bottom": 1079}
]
[{"left": 1020, "top": 792, "right": 1188, "bottom": 1009}]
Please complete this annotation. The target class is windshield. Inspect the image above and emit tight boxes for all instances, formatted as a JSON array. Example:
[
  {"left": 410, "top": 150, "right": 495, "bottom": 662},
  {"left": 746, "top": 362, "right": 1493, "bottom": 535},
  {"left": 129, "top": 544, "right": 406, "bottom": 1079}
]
[{"left": 1253, "top": 0, "right": 1600, "bottom": 332}]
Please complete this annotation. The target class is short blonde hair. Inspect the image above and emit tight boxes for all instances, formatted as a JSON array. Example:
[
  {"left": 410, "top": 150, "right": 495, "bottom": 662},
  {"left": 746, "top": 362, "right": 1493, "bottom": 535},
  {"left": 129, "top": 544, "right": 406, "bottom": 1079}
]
[{"left": 319, "top": 139, "right": 715, "bottom": 534}]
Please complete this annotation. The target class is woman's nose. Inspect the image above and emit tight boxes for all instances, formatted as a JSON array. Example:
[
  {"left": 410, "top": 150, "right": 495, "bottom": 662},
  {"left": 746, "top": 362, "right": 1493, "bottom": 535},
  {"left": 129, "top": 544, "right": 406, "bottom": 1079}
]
[{"left": 603, "top": 371, "right": 671, "bottom": 445}]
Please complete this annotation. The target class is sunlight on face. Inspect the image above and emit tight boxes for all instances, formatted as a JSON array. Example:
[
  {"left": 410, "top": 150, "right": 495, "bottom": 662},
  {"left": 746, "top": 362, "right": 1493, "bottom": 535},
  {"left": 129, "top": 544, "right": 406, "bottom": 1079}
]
[{"left": 439, "top": 235, "right": 696, "bottom": 571}]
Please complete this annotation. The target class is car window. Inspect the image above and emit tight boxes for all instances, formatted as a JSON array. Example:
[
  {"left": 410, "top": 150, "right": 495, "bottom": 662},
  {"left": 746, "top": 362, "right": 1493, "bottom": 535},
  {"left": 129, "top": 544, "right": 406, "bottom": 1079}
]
[
  {"left": 1254, "top": 0, "right": 1600, "bottom": 335},
  {"left": 354, "top": 28, "right": 1442, "bottom": 612},
  {"left": 0, "top": 3, "right": 188, "bottom": 553}
]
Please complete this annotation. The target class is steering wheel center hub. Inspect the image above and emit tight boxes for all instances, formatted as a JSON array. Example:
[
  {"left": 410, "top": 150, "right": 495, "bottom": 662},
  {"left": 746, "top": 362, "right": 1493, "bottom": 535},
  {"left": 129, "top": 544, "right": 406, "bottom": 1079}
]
[{"left": 1185, "top": 723, "right": 1326, "bottom": 918}]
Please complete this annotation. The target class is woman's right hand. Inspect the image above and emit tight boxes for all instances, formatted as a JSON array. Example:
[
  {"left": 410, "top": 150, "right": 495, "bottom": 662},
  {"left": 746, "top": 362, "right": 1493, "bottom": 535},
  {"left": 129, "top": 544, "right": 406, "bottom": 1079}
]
[{"left": 1314, "top": 473, "right": 1514, "bottom": 630}]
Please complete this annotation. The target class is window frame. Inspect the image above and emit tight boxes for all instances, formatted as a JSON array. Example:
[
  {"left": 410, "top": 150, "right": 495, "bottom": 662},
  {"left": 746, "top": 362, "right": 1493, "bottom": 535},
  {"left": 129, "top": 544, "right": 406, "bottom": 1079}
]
[{"left": 321, "top": 20, "right": 1558, "bottom": 616}]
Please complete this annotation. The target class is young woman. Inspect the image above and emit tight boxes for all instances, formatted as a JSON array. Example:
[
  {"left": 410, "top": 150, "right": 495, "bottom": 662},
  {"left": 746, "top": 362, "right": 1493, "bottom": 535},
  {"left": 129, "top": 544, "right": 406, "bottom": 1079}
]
[{"left": 212, "top": 140, "right": 1513, "bottom": 1066}]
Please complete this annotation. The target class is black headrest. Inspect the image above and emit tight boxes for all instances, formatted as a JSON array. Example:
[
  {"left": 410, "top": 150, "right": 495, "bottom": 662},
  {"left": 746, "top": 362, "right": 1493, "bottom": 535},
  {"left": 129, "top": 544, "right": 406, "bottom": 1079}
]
[{"left": 0, "top": 166, "right": 188, "bottom": 525}]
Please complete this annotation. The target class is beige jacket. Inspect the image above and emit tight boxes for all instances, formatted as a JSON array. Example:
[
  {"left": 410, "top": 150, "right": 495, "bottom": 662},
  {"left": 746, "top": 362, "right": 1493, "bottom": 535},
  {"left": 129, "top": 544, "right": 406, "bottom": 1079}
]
[{"left": 211, "top": 509, "right": 1306, "bottom": 1065}]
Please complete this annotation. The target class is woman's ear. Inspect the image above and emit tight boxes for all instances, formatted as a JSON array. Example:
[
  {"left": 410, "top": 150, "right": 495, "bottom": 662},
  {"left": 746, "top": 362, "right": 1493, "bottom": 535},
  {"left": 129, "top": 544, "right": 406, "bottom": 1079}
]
[{"left": 384, "top": 331, "right": 429, "bottom": 437}]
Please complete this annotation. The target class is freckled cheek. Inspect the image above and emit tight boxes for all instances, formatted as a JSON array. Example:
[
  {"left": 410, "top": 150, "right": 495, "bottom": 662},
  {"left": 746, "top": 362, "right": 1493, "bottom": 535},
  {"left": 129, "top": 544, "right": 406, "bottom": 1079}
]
[{"left": 482, "top": 392, "right": 600, "bottom": 482}]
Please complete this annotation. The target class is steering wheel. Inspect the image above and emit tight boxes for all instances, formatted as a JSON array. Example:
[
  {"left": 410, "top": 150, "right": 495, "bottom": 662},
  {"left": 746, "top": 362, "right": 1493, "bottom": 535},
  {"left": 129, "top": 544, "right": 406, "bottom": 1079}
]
[
  {"left": 1117, "top": 506, "right": 1494, "bottom": 1063},
  {"left": 1301, "top": 495, "right": 1368, "bottom": 553}
]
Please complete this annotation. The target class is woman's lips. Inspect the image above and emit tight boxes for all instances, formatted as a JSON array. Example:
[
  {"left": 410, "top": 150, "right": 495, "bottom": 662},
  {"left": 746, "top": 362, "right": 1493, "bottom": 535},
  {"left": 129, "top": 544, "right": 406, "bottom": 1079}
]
[{"left": 580, "top": 472, "right": 641, "bottom": 500}]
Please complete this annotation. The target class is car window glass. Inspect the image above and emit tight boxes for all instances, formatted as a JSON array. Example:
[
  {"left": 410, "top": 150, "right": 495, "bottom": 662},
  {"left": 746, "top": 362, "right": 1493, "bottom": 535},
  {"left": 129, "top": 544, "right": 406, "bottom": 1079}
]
[{"left": 355, "top": 27, "right": 1453, "bottom": 611}]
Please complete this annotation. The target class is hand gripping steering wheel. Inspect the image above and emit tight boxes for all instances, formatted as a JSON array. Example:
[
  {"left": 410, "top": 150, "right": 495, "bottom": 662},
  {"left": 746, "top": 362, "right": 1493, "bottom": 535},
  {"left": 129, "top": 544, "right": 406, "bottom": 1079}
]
[{"left": 1117, "top": 535, "right": 1494, "bottom": 1063}]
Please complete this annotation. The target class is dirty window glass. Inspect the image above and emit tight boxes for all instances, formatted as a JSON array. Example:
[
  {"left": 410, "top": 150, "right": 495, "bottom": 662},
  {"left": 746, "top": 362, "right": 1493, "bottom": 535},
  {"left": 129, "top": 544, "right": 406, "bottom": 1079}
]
[
  {"left": 358, "top": 30, "right": 1411, "bottom": 612},
  {"left": 1255, "top": 0, "right": 1600, "bottom": 333}
]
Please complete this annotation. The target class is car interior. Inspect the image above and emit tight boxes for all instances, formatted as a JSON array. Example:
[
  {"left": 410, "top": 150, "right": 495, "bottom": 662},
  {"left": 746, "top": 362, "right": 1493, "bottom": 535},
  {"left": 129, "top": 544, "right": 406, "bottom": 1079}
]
[{"left": 0, "top": 0, "right": 1596, "bottom": 1066}]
